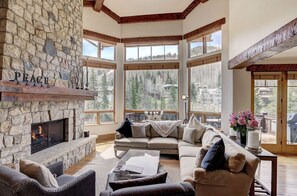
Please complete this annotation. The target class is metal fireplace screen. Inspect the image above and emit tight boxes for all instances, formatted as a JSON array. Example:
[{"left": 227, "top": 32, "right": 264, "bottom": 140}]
[{"left": 31, "top": 119, "right": 65, "bottom": 154}]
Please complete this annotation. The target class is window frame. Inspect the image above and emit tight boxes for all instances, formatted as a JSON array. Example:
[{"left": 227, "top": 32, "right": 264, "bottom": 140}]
[
  {"left": 83, "top": 37, "right": 116, "bottom": 62},
  {"left": 82, "top": 59, "right": 116, "bottom": 125},
  {"left": 188, "top": 29, "right": 222, "bottom": 59},
  {"left": 124, "top": 66, "right": 180, "bottom": 122},
  {"left": 124, "top": 44, "right": 179, "bottom": 62}
]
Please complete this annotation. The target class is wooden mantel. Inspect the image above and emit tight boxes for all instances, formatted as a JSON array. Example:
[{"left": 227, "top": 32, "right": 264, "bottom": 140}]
[
  {"left": 0, "top": 81, "right": 97, "bottom": 102},
  {"left": 228, "top": 17, "right": 297, "bottom": 69}
]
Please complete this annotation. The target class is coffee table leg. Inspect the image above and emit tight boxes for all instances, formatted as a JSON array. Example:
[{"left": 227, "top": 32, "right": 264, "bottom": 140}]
[
  {"left": 250, "top": 179, "right": 255, "bottom": 196},
  {"left": 271, "top": 158, "right": 277, "bottom": 196}
]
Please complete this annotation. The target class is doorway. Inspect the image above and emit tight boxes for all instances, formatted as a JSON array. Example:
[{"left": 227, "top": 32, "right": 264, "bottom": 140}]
[{"left": 252, "top": 72, "right": 297, "bottom": 154}]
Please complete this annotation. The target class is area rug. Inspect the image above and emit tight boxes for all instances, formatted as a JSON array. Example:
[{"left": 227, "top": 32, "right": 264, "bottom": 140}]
[{"left": 65, "top": 143, "right": 181, "bottom": 194}]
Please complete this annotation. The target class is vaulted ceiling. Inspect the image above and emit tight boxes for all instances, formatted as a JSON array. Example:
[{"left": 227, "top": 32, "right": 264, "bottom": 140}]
[{"left": 83, "top": 0, "right": 209, "bottom": 23}]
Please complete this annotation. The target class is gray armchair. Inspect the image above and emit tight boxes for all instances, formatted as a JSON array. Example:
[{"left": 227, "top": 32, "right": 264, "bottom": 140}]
[
  {"left": 100, "top": 182, "right": 195, "bottom": 196},
  {"left": 0, "top": 161, "right": 95, "bottom": 196}
]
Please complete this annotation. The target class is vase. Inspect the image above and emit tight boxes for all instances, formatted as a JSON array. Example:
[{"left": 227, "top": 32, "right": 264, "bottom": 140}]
[
  {"left": 246, "top": 127, "right": 262, "bottom": 152},
  {"left": 240, "top": 133, "right": 246, "bottom": 145}
]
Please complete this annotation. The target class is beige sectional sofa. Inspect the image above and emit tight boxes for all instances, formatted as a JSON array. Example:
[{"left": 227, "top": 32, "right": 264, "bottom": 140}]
[{"left": 114, "top": 123, "right": 259, "bottom": 196}]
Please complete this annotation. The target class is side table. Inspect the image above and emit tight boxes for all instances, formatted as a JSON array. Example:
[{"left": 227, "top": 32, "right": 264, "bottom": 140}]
[{"left": 249, "top": 148, "right": 277, "bottom": 196}]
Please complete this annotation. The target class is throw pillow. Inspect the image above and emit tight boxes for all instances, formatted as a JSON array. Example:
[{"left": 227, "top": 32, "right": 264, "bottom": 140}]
[
  {"left": 116, "top": 118, "right": 133, "bottom": 137},
  {"left": 187, "top": 114, "right": 205, "bottom": 142},
  {"left": 195, "top": 146, "right": 209, "bottom": 167},
  {"left": 20, "top": 159, "right": 59, "bottom": 188},
  {"left": 131, "top": 124, "right": 146, "bottom": 138},
  {"left": 109, "top": 172, "right": 167, "bottom": 191},
  {"left": 182, "top": 126, "right": 197, "bottom": 144},
  {"left": 201, "top": 139, "right": 225, "bottom": 171},
  {"left": 225, "top": 152, "right": 246, "bottom": 173}
]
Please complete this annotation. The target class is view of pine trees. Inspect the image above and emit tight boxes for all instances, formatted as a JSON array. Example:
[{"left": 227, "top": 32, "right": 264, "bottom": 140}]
[
  {"left": 190, "top": 62, "right": 222, "bottom": 113},
  {"left": 125, "top": 70, "right": 178, "bottom": 111},
  {"left": 84, "top": 67, "right": 114, "bottom": 123}
]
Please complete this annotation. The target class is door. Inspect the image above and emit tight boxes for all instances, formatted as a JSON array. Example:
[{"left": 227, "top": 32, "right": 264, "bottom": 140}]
[{"left": 252, "top": 72, "right": 297, "bottom": 154}]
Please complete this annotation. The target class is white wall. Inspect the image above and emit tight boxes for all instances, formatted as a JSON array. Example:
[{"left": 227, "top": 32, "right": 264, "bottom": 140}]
[
  {"left": 121, "top": 21, "right": 183, "bottom": 38},
  {"left": 229, "top": 0, "right": 297, "bottom": 116},
  {"left": 229, "top": 0, "right": 297, "bottom": 59},
  {"left": 83, "top": 7, "right": 121, "bottom": 38},
  {"left": 183, "top": 0, "right": 227, "bottom": 34}
]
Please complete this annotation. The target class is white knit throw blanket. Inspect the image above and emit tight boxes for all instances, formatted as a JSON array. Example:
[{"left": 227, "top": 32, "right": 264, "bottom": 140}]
[{"left": 148, "top": 120, "right": 182, "bottom": 137}]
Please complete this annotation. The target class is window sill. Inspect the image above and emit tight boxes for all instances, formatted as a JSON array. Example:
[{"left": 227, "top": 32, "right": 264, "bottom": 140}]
[{"left": 85, "top": 122, "right": 118, "bottom": 127}]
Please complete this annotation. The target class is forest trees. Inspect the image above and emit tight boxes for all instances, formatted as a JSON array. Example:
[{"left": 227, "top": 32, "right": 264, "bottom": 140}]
[{"left": 125, "top": 70, "right": 178, "bottom": 111}]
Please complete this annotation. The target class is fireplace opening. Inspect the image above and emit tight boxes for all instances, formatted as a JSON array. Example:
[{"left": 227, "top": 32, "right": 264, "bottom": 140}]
[{"left": 31, "top": 119, "right": 67, "bottom": 154}]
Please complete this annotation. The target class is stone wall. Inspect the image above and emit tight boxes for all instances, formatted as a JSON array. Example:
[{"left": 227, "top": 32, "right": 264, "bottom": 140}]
[
  {"left": 0, "top": 0, "right": 83, "bottom": 86},
  {"left": 0, "top": 0, "right": 90, "bottom": 168}
]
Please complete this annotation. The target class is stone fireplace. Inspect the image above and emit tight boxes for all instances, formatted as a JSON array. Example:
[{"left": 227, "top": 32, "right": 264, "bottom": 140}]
[{"left": 0, "top": 0, "right": 96, "bottom": 169}]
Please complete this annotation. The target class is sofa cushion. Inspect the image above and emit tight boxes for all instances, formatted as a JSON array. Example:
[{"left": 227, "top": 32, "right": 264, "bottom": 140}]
[
  {"left": 225, "top": 152, "right": 246, "bottom": 173},
  {"left": 109, "top": 172, "right": 167, "bottom": 191},
  {"left": 20, "top": 159, "right": 59, "bottom": 188},
  {"left": 177, "top": 124, "right": 187, "bottom": 139},
  {"left": 187, "top": 114, "right": 206, "bottom": 142},
  {"left": 178, "top": 139, "right": 201, "bottom": 148},
  {"left": 194, "top": 146, "right": 209, "bottom": 167},
  {"left": 116, "top": 118, "right": 133, "bottom": 137},
  {"left": 201, "top": 139, "right": 225, "bottom": 171},
  {"left": 180, "top": 156, "right": 196, "bottom": 182},
  {"left": 182, "top": 127, "right": 196, "bottom": 144},
  {"left": 179, "top": 146, "right": 200, "bottom": 159},
  {"left": 201, "top": 128, "right": 221, "bottom": 147},
  {"left": 148, "top": 138, "right": 178, "bottom": 149},
  {"left": 115, "top": 138, "right": 149, "bottom": 148},
  {"left": 133, "top": 123, "right": 151, "bottom": 137},
  {"left": 151, "top": 127, "right": 178, "bottom": 138},
  {"left": 131, "top": 124, "right": 146, "bottom": 138}
]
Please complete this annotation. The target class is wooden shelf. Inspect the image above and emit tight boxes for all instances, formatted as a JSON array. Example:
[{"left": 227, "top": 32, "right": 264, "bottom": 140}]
[{"left": 0, "top": 81, "right": 97, "bottom": 102}]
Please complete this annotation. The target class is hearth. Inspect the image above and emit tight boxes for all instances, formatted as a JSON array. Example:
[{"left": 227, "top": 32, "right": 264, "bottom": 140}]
[{"left": 31, "top": 119, "right": 67, "bottom": 154}]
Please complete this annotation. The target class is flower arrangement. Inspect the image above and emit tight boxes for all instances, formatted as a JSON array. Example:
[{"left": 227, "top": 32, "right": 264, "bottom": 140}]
[{"left": 229, "top": 109, "right": 259, "bottom": 136}]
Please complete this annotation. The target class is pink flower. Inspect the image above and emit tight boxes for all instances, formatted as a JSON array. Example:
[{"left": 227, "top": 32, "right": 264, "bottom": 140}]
[
  {"left": 243, "top": 109, "right": 252, "bottom": 118},
  {"left": 238, "top": 116, "right": 246, "bottom": 125},
  {"left": 248, "top": 119, "right": 258, "bottom": 128},
  {"left": 229, "top": 118, "right": 237, "bottom": 127}
]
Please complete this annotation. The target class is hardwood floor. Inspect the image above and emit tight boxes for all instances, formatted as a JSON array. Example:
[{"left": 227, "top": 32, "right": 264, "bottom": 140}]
[
  {"left": 65, "top": 140, "right": 297, "bottom": 196},
  {"left": 257, "top": 155, "right": 297, "bottom": 196}
]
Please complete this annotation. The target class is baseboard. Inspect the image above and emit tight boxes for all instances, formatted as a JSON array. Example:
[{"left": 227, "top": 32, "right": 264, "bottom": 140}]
[{"left": 96, "top": 133, "right": 115, "bottom": 143}]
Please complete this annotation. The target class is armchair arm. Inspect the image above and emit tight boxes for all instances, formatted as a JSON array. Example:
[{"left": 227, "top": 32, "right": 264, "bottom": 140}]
[
  {"left": 100, "top": 182, "right": 195, "bottom": 196},
  {"left": 18, "top": 170, "right": 96, "bottom": 196},
  {"left": 47, "top": 161, "right": 64, "bottom": 177},
  {"left": 193, "top": 167, "right": 250, "bottom": 186}
]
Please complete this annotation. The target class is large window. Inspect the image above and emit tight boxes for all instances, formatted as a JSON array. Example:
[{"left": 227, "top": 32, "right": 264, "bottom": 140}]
[
  {"left": 125, "top": 69, "right": 179, "bottom": 122},
  {"left": 84, "top": 67, "right": 115, "bottom": 125},
  {"left": 126, "top": 44, "right": 178, "bottom": 62},
  {"left": 189, "top": 30, "right": 221, "bottom": 58},
  {"left": 83, "top": 38, "right": 115, "bottom": 61},
  {"left": 189, "top": 62, "right": 222, "bottom": 128}
]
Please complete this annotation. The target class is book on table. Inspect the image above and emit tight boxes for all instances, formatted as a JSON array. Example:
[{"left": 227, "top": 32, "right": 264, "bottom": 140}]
[{"left": 120, "top": 164, "right": 144, "bottom": 174}]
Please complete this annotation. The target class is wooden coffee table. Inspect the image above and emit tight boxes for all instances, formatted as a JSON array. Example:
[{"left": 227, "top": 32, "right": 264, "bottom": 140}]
[{"left": 106, "top": 149, "right": 161, "bottom": 190}]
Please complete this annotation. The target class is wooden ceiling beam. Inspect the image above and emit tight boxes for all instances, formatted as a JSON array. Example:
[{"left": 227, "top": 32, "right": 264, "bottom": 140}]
[
  {"left": 93, "top": 0, "right": 104, "bottom": 12},
  {"left": 121, "top": 35, "right": 183, "bottom": 45},
  {"left": 184, "top": 18, "right": 226, "bottom": 40},
  {"left": 182, "top": 0, "right": 201, "bottom": 18},
  {"left": 83, "top": 0, "right": 95, "bottom": 7},
  {"left": 83, "top": 29, "right": 120, "bottom": 44},
  {"left": 247, "top": 64, "right": 297, "bottom": 72},
  {"left": 229, "top": 18, "right": 297, "bottom": 69},
  {"left": 119, "top": 13, "right": 184, "bottom": 24},
  {"left": 101, "top": 5, "right": 121, "bottom": 23},
  {"left": 83, "top": 0, "right": 209, "bottom": 24}
]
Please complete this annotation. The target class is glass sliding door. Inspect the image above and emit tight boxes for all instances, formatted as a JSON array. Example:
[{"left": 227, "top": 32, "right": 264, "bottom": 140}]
[
  {"left": 254, "top": 79, "right": 278, "bottom": 145},
  {"left": 287, "top": 79, "right": 297, "bottom": 145}
]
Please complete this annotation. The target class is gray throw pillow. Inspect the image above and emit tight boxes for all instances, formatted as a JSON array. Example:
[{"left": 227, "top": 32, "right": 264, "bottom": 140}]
[
  {"left": 195, "top": 146, "right": 209, "bottom": 167},
  {"left": 182, "top": 126, "right": 197, "bottom": 144},
  {"left": 20, "top": 159, "right": 59, "bottom": 188},
  {"left": 109, "top": 172, "right": 167, "bottom": 191},
  {"left": 131, "top": 125, "right": 146, "bottom": 138}
]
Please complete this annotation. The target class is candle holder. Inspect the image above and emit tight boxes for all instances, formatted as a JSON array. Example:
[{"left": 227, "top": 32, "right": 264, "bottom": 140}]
[{"left": 246, "top": 127, "right": 262, "bottom": 153}]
